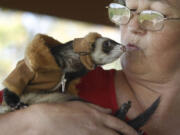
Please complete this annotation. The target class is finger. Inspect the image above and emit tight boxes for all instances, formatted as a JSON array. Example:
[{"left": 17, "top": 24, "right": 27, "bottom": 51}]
[
  {"left": 101, "top": 114, "right": 138, "bottom": 135},
  {"left": 87, "top": 103, "right": 112, "bottom": 114},
  {"left": 96, "top": 126, "right": 120, "bottom": 135}
]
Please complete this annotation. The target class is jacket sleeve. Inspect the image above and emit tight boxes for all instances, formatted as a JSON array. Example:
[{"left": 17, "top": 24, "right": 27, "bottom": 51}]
[{"left": 2, "top": 60, "right": 35, "bottom": 96}]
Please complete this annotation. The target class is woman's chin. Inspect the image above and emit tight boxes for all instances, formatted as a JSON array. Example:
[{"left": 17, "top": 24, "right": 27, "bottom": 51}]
[{"left": 121, "top": 54, "right": 149, "bottom": 75}]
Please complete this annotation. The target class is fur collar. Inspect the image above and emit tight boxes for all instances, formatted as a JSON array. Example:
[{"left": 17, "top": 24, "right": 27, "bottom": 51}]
[{"left": 24, "top": 34, "right": 61, "bottom": 72}]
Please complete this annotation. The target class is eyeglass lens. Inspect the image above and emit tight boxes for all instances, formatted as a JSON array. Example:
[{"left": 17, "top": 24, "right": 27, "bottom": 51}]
[{"left": 108, "top": 3, "right": 165, "bottom": 31}]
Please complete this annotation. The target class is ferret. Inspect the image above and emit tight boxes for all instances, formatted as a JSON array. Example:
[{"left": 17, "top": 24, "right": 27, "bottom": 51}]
[
  {"left": 2, "top": 37, "right": 125, "bottom": 109},
  {"left": 1, "top": 37, "right": 160, "bottom": 135}
]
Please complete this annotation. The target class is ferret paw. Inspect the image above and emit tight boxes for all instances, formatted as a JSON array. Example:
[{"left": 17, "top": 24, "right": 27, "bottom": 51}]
[
  {"left": 114, "top": 101, "right": 131, "bottom": 120},
  {"left": 12, "top": 102, "right": 29, "bottom": 110}
]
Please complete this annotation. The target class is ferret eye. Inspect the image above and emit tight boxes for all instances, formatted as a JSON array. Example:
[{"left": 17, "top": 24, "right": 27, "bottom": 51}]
[
  {"left": 103, "top": 40, "right": 113, "bottom": 54},
  {"left": 103, "top": 40, "right": 111, "bottom": 48},
  {"left": 92, "top": 43, "right": 95, "bottom": 48},
  {"left": 91, "top": 43, "right": 95, "bottom": 51}
]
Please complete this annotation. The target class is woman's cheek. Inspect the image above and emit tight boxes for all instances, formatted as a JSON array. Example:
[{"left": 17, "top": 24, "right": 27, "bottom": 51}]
[
  {"left": 120, "top": 26, "right": 128, "bottom": 43},
  {"left": 151, "top": 27, "right": 180, "bottom": 52}
]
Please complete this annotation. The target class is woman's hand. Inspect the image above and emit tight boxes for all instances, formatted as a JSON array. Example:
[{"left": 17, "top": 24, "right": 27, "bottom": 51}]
[{"left": 0, "top": 101, "right": 139, "bottom": 135}]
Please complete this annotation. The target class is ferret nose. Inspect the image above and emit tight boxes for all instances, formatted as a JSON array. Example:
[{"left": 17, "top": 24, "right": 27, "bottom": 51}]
[
  {"left": 109, "top": 40, "right": 126, "bottom": 52},
  {"left": 120, "top": 46, "right": 126, "bottom": 52}
]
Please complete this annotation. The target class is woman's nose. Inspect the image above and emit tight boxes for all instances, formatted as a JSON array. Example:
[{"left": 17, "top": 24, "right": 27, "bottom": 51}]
[{"left": 127, "top": 14, "right": 147, "bottom": 35}]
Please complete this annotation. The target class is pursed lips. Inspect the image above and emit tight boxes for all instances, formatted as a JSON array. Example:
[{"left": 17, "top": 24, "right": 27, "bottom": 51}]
[{"left": 125, "top": 43, "right": 140, "bottom": 51}]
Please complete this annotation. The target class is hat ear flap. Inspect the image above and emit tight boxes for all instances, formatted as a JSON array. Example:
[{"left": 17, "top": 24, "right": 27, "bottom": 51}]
[
  {"left": 72, "top": 32, "right": 102, "bottom": 70},
  {"left": 73, "top": 38, "right": 92, "bottom": 54}
]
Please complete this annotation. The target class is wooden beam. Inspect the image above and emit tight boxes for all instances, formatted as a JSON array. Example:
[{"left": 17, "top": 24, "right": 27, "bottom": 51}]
[{"left": 0, "top": 0, "right": 114, "bottom": 26}]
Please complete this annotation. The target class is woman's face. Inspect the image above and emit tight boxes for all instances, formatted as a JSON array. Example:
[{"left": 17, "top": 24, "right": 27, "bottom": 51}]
[{"left": 121, "top": 0, "right": 180, "bottom": 79}]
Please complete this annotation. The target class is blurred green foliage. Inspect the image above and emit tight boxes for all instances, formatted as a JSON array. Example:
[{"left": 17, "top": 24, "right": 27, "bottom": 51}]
[{"left": 0, "top": 13, "right": 28, "bottom": 48}]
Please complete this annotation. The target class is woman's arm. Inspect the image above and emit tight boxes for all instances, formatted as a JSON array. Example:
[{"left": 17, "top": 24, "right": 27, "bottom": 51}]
[
  {"left": 0, "top": 101, "right": 138, "bottom": 135},
  {"left": 0, "top": 107, "right": 31, "bottom": 135}
]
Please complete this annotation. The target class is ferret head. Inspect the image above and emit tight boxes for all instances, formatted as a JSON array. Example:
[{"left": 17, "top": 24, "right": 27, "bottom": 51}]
[{"left": 91, "top": 38, "right": 125, "bottom": 65}]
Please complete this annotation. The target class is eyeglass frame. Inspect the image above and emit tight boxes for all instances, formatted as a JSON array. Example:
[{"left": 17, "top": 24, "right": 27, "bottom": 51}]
[{"left": 106, "top": 3, "right": 180, "bottom": 31}]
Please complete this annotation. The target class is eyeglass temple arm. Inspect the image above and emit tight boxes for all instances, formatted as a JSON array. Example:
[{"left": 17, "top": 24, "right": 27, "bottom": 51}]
[{"left": 164, "top": 17, "right": 180, "bottom": 20}]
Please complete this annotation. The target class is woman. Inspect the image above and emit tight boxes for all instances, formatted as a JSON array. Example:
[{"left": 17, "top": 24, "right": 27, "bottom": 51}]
[
  {"left": 106, "top": 0, "right": 180, "bottom": 134},
  {"left": 0, "top": 0, "right": 180, "bottom": 135}
]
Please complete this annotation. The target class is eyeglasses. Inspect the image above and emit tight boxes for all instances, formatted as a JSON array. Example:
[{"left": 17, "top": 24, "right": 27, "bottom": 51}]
[{"left": 107, "top": 3, "right": 180, "bottom": 31}]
